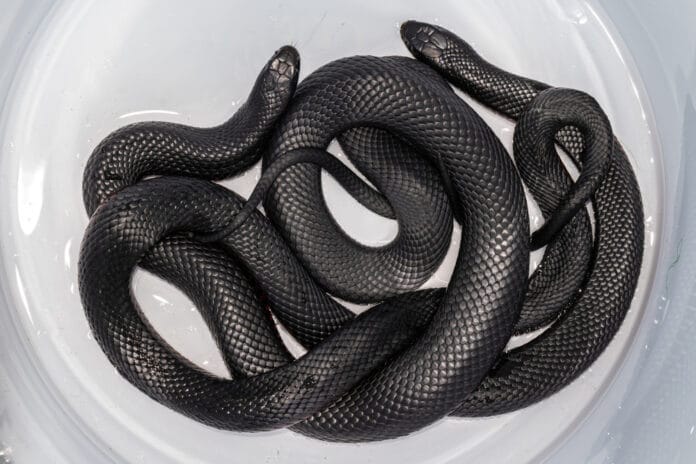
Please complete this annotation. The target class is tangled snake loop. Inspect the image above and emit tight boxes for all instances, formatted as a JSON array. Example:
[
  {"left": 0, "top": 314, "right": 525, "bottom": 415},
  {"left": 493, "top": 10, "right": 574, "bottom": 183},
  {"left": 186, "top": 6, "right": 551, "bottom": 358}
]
[{"left": 78, "top": 21, "right": 644, "bottom": 442}]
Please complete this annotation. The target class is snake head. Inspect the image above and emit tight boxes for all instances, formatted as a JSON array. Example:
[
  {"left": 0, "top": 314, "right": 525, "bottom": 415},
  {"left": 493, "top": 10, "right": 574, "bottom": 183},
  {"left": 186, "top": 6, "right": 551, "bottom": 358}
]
[
  {"left": 401, "top": 21, "right": 453, "bottom": 65},
  {"left": 400, "top": 21, "right": 477, "bottom": 70},
  {"left": 261, "top": 45, "right": 300, "bottom": 96}
]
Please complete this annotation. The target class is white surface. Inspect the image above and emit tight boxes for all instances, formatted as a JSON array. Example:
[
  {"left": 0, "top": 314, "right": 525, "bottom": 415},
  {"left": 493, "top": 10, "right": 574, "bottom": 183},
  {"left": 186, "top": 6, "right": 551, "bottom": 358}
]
[{"left": 0, "top": 1, "right": 667, "bottom": 463}]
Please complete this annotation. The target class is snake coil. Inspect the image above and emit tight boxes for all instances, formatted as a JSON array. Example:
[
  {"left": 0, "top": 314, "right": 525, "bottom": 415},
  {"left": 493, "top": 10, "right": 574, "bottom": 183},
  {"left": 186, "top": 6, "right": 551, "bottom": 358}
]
[{"left": 78, "top": 21, "right": 644, "bottom": 442}]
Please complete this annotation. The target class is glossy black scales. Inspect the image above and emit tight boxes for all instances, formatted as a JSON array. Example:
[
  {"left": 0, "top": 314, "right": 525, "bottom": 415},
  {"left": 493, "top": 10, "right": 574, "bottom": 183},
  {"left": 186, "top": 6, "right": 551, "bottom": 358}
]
[{"left": 78, "top": 21, "right": 644, "bottom": 442}]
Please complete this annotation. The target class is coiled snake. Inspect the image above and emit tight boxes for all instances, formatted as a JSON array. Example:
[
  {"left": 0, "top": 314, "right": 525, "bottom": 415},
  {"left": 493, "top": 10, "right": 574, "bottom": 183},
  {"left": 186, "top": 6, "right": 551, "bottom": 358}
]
[{"left": 78, "top": 21, "right": 644, "bottom": 442}]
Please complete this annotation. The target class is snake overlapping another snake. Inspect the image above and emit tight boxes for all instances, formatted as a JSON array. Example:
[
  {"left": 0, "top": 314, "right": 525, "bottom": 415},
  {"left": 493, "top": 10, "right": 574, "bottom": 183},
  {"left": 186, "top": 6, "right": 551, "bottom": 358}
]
[{"left": 78, "top": 21, "right": 644, "bottom": 442}]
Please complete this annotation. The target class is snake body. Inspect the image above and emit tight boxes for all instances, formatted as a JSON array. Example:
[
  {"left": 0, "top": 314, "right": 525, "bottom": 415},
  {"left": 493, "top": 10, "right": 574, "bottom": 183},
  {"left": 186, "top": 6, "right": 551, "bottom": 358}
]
[{"left": 78, "top": 21, "right": 644, "bottom": 442}]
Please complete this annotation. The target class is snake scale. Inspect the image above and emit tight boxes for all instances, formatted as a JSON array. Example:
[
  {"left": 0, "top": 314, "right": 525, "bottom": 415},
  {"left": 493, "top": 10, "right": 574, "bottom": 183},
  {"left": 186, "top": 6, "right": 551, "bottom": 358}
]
[{"left": 78, "top": 21, "right": 644, "bottom": 442}]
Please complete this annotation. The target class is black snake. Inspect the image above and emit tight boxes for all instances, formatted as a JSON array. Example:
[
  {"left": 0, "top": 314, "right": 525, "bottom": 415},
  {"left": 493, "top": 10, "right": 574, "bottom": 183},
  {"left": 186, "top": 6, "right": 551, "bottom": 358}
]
[{"left": 78, "top": 21, "right": 644, "bottom": 442}]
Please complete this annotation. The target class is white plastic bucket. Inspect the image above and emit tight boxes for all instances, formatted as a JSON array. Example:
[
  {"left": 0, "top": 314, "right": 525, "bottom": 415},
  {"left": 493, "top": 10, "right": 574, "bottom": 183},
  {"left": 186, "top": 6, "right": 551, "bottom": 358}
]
[{"left": 0, "top": 1, "right": 693, "bottom": 462}]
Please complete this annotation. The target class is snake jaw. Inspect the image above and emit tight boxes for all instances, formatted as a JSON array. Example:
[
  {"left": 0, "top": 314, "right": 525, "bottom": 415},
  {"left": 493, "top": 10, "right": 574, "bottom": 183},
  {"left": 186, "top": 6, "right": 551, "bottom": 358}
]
[{"left": 400, "top": 21, "right": 449, "bottom": 64}]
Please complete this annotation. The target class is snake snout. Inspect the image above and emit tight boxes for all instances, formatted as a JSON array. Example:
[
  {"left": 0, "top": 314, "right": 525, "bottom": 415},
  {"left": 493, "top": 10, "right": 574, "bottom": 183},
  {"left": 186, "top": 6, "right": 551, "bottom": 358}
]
[{"left": 400, "top": 20, "right": 450, "bottom": 62}]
